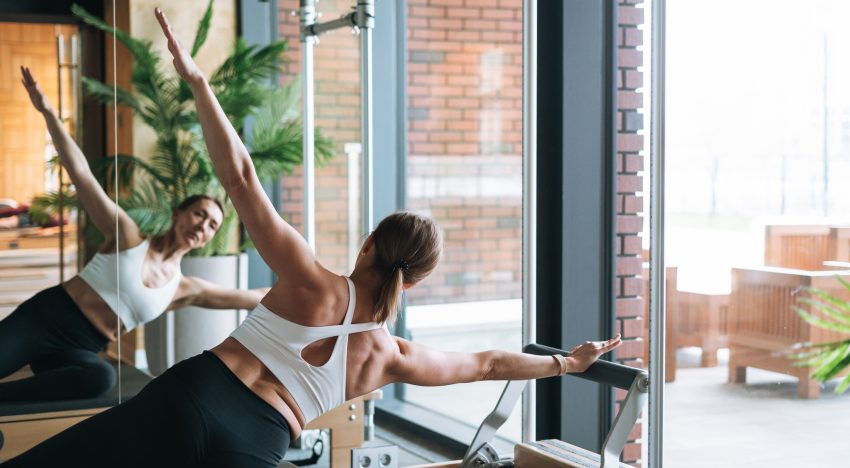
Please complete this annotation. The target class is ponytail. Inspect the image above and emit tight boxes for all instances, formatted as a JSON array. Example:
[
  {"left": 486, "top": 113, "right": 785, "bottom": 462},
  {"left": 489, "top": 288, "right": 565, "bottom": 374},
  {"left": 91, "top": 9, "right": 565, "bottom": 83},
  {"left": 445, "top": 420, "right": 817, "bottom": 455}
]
[
  {"left": 368, "top": 211, "right": 442, "bottom": 324},
  {"left": 374, "top": 265, "right": 406, "bottom": 324}
]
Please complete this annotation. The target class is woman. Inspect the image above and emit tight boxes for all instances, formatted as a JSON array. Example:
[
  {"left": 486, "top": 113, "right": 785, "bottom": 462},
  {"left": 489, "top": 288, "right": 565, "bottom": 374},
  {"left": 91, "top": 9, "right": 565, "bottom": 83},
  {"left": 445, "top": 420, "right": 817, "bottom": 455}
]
[
  {"left": 0, "top": 68, "right": 267, "bottom": 402},
  {"left": 2, "top": 11, "right": 621, "bottom": 467}
]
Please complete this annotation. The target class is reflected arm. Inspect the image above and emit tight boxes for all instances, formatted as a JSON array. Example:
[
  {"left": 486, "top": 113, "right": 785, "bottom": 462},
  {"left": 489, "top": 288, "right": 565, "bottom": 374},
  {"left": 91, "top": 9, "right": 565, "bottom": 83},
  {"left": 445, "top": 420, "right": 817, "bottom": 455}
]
[
  {"left": 20, "top": 66, "right": 141, "bottom": 245},
  {"left": 168, "top": 276, "right": 269, "bottom": 310}
]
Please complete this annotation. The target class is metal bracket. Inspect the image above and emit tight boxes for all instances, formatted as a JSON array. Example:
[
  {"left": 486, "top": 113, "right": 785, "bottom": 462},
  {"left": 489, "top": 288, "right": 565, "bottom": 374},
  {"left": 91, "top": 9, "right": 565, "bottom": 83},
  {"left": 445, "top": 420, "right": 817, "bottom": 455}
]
[
  {"left": 352, "top": 445, "right": 398, "bottom": 468},
  {"left": 461, "top": 380, "right": 527, "bottom": 468}
]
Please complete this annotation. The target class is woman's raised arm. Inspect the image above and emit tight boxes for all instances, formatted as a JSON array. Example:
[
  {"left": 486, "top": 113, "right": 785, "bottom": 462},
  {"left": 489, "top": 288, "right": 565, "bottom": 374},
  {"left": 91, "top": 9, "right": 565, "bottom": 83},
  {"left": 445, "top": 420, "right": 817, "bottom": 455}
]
[
  {"left": 20, "top": 67, "right": 142, "bottom": 247},
  {"left": 154, "top": 8, "right": 319, "bottom": 280}
]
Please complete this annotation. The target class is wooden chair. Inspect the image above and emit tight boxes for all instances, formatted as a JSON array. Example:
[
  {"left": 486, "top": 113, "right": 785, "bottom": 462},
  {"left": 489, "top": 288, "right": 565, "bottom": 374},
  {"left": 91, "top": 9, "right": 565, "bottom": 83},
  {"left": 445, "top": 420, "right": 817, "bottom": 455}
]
[{"left": 728, "top": 266, "right": 850, "bottom": 399}]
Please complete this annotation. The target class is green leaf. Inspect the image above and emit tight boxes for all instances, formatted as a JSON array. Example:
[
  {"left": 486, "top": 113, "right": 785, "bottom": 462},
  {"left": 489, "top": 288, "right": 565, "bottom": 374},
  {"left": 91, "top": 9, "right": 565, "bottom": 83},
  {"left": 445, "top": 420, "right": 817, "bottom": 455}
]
[
  {"left": 191, "top": 0, "right": 215, "bottom": 57},
  {"left": 794, "top": 306, "right": 850, "bottom": 334},
  {"left": 81, "top": 77, "right": 141, "bottom": 113}
]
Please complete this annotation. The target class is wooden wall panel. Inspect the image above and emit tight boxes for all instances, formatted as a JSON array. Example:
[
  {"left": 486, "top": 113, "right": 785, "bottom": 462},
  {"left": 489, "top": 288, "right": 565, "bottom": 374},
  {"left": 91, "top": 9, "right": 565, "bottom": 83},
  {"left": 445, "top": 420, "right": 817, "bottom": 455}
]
[{"left": 0, "top": 22, "right": 77, "bottom": 205}]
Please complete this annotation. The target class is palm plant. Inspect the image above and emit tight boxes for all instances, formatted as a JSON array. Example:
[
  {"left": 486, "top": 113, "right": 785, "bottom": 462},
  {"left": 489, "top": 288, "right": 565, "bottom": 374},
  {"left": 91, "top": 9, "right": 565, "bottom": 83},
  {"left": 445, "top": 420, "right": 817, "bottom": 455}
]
[
  {"left": 791, "top": 276, "right": 850, "bottom": 394},
  {"left": 32, "top": 1, "right": 333, "bottom": 256}
]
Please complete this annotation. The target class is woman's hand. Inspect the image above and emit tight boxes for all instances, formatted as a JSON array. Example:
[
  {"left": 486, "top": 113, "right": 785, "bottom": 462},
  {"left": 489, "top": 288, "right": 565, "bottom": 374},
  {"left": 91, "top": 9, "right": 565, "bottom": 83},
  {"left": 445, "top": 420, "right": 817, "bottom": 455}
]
[
  {"left": 565, "top": 334, "right": 622, "bottom": 373},
  {"left": 154, "top": 8, "right": 204, "bottom": 84},
  {"left": 20, "top": 66, "right": 52, "bottom": 114}
]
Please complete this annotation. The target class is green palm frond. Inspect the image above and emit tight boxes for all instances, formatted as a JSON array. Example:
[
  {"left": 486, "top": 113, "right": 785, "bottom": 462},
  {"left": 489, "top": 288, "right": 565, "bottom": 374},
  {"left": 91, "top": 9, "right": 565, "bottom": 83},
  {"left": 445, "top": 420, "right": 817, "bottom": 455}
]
[
  {"left": 63, "top": 2, "right": 333, "bottom": 257},
  {"left": 191, "top": 0, "right": 214, "bottom": 57},
  {"left": 210, "top": 39, "right": 287, "bottom": 90},
  {"left": 81, "top": 77, "right": 141, "bottom": 114},
  {"left": 792, "top": 278, "right": 850, "bottom": 394},
  {"left": 29, "top": 188, "right": 78, "bottom": 226}
]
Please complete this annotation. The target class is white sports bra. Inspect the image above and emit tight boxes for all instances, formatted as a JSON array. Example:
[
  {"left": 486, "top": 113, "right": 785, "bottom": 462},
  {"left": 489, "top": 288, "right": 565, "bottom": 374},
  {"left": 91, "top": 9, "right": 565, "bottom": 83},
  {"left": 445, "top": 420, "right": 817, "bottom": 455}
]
[
  {"left": 77, "top": 239, "right": 181, "bottom": 331},
  {"left": 230, "top": 276, "right": 385, "bottom": 424}
]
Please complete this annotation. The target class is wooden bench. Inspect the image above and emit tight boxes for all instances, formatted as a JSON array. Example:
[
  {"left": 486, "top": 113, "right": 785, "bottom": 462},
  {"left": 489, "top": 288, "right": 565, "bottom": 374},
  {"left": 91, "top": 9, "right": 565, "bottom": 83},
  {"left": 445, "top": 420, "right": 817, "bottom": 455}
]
[{"left": 728, "top": 266, "right": 850, "bottom": 399}]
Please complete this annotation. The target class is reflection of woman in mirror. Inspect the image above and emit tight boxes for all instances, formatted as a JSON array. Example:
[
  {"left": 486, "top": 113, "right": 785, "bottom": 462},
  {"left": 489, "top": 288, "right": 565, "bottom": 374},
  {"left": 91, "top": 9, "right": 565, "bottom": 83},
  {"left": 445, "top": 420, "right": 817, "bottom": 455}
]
[
  {"left": 0, "top": 68, "right": 268, "bottom": 403},
  {"left": 3, "top": 12, "right": 621, "bottom": 467}
]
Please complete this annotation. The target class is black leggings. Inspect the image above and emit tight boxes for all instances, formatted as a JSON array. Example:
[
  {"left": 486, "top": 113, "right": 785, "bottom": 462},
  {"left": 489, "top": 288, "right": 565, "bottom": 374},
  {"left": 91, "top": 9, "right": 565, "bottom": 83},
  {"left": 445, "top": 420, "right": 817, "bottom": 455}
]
[
  {"left": 4, "top": 351, "right": 291, "bottom": 468},
  {"left": 0, "top": 285, "right": 114, "bottom": 401}
]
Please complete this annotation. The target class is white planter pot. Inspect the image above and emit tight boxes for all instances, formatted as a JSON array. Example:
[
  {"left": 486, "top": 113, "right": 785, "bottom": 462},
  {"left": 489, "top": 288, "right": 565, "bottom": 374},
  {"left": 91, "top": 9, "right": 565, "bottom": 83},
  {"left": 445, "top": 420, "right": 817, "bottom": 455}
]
[{"left": 145, "top": 253, "right": 248, "bottom": 375}]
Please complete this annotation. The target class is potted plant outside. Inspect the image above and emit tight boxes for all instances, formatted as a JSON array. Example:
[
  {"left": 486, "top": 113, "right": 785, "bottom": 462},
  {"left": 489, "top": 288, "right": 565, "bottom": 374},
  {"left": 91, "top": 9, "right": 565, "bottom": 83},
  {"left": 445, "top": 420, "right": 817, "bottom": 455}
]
[{"left": 792, "top": 276, "right": 850, "bottom": 394}]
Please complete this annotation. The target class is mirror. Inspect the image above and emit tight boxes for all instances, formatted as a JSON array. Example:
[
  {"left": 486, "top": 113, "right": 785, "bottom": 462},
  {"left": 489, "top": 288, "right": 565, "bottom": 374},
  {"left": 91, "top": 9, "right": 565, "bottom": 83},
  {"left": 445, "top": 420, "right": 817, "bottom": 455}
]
[{"left": 0, "top": 0, "right": 125, "bottom": 434}]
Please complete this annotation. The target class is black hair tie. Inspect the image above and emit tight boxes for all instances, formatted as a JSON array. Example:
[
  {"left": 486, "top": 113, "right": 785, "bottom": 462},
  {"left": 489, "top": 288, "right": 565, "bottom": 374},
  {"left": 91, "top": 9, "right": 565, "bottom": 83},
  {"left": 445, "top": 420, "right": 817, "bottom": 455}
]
[{"left": 393, "top": 260, "right": 410, "bottom": 273}]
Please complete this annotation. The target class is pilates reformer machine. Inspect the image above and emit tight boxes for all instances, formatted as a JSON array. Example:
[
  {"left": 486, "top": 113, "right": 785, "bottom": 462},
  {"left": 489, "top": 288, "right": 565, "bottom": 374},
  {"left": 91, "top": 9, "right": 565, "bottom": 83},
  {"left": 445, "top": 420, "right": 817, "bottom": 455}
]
[{"left": 395, "top": 344, "right": 649, "bottom": 468}]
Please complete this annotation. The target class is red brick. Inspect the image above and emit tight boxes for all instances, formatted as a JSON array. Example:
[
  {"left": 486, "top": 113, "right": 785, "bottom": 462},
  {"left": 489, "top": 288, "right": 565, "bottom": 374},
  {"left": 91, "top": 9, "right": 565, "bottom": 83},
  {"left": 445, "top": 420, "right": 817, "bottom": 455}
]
[
  {"left": 624, "top": 153, "right": 644, "bottom": 173},
  {"left": 623, "top": 235, "right": 643, "bottom": 255},
  {"left": 623, "top": 194, "right": 644, "bottom": 213},
  {"left": 616, "top": 256, "right": 642, "bottom": 276},
  {"left": 618, "top": 90, "right": 643, "bottom": 109},
  {"left": 617, "top": 174, "right": 642, "bottom": 193},
  {"left": 482, "top": 9, "right": 515, "bottom": 20},
  {"left": 617, "top": 48, "right": 643, "bottom": 68},
  {"left": 624, "top": 27, "right": 643, "bottom": 47},
  {"left": 621, "top": 317, "right": 644, "bottom": 338},
  {"left": 614, "top": 338, "right": 643, "bottom": 357},
  {"left": 624, "top": 69, "right": 643, "bottom": 89},
  {"left": 447, "top": 30, "right": 481, "bottom": 41},
  {"left": 409, "top": 5, "right": 446, "bottom": 17},
  {"left": 464, "top": 19, "right": 497, "bottom": 30},
  {"left": 446, "top": 7, "right": 481, "bottom": 19},
  {"left": 622, "top": 443, "right": 642, "bottom": 462},
  {"left": 618, "top": 5, "right": 644, "bottom": 26},
  {"left": 617, "top": 215, "right": 642, "bottom": 234},
  {"left": 622, "top": 272, "right": 643, "bottom": 294},
  {"left": 617, "top": 133, "right": 643, "bottom": 152}
]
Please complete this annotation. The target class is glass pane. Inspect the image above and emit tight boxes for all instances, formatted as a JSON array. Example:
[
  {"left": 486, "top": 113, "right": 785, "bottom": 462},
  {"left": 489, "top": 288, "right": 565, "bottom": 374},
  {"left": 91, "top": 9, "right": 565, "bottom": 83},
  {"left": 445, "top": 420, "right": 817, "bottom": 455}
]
[
  {"left": 0, "top": 21, "right": 89, "bottom": 402},
  {"left": 401, "top": 0, "right": 524, "bottom": 443},
  {"left": 663, "top": 1, "right": 850, "bottom": 466}
]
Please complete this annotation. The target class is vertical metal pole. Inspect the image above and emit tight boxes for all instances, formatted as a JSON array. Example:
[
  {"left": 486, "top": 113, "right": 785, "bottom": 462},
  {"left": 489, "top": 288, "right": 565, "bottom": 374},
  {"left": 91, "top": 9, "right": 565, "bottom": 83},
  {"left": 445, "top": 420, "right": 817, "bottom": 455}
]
[
  {"left": 71, "top": 34, "right": 83, "bottom": 274},
  {"left": 648, "top": 0, "right": 666, "bottom": 466},
  {"left": 346, "top": 143, "right": 361, "bottom": 270},
  {"left": 300, "top": 0, "right": 317, "bottom": 251},
  {"left": 521, "top": 0, "right": 537, "bottom": 445},
  {"left": 359, "top": 0, "right": 375, "bottom": 235},
  {"left": 56, "top": 34, "right": 66, "bottom": 282}
]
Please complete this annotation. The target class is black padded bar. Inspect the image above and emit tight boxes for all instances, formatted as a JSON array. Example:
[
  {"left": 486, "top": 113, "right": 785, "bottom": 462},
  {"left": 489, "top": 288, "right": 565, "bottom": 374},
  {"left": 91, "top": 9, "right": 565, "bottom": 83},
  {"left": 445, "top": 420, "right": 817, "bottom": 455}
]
[{"left": 523, "top": 343, "right": 645, "bottom": 390}]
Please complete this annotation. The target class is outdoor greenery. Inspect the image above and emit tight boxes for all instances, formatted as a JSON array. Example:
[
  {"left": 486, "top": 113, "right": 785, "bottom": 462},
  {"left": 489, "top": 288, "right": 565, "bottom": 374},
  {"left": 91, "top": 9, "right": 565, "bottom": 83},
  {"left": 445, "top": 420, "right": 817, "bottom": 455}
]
[
  {"left": 792, "top": 276, "right": 850, "bottom": 394},
  {"left": 31, "top": 0, "right": 333, "bottom": 255}
]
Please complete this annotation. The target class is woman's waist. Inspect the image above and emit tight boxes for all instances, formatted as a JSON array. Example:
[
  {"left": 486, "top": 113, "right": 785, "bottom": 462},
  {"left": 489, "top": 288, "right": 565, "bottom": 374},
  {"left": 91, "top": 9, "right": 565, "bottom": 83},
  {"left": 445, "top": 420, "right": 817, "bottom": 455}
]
[
  {"left": 210, "top": 337, "right": 306, "bottom": 439},
  {"left": 62, "top": 276, "right": 124, "bottom": 341}
]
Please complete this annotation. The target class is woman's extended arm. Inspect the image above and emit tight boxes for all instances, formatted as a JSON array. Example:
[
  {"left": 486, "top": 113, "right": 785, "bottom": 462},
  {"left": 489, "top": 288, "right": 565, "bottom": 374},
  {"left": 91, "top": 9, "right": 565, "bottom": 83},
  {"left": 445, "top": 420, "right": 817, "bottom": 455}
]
[
  {"left": 167, "top": 276, "right": 269, "bottom": 311},
  {"left": 20, "top": 66, "right": 142, "bottom": 247},
  {"left": 387, "top": 335, "right": 622, "bottom": 386},
  {"left": 154, "top": 9, "right": 318, "bottom": 280}
]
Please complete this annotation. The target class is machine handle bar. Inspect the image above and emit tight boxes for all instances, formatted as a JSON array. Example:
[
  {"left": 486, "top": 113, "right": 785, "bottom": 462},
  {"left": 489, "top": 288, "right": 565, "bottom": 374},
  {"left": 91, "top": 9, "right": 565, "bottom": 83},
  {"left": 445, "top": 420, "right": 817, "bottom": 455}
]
[{"left": 523, "top": 343, "right": 647, "bottom": 391}]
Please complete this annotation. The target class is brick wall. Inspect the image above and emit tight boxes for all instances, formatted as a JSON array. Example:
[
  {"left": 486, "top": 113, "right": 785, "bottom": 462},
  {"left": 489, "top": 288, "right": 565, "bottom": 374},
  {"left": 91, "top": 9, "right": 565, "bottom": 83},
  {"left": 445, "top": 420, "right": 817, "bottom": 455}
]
[
  {"left": 615, "top": 1, "right": 647, "bottom": 466},
  {"left": 405, "top": 0, "right": 523, "bottom": 305}
]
